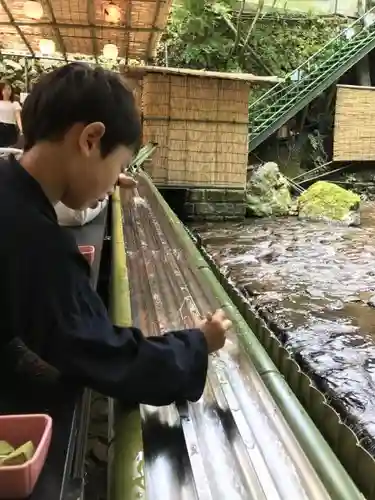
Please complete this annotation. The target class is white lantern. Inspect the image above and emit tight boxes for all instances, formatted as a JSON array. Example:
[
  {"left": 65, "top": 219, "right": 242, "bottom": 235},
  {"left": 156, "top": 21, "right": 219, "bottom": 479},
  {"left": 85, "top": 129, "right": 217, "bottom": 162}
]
[
  {"left": 23, "top": 1, "right": 43, "bottom": 19},
  {"left": 102, "top": 43, "right": 118, "bottom": 59},
  {"left": 39, "top": 38, "right": 56, "bottom": 55},
  {"left": 104, "top": 3, "right": 121, "bottom": 24}
]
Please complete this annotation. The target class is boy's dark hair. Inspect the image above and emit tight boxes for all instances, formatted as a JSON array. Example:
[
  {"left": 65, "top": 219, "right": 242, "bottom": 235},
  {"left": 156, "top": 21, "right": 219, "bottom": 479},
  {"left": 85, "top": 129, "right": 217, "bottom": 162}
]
[{"left": 21, "top": 62, "right": 141, "bottom": 156}]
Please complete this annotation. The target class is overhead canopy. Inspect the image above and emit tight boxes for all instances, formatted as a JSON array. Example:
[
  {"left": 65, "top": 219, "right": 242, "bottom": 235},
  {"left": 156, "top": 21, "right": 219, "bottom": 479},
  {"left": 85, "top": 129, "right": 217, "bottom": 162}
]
[{"left": 0, "top": 0, "right": 172, "bottom": 62}]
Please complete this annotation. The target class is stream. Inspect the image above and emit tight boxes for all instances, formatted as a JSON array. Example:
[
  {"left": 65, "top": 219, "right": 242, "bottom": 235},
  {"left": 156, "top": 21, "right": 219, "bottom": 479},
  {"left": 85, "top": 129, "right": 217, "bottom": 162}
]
[{"left": 193, "top": 203, "right": 375, "bottom": 452}]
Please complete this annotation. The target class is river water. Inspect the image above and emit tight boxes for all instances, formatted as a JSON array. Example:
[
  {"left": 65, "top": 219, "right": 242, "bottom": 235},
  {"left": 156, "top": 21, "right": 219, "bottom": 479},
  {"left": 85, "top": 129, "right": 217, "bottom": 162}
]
[{"left": 193, "top": 204, "right": 375, "bottom": 452}]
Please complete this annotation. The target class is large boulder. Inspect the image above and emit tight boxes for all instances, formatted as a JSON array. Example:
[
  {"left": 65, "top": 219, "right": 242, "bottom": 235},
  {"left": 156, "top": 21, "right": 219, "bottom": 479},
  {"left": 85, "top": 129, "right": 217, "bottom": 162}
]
[
  {"left": 246, "top": 162, "right": 292, "bottom": 217},
  {"left": 297, "top": 181, "right": 361, "bottom": 226}
]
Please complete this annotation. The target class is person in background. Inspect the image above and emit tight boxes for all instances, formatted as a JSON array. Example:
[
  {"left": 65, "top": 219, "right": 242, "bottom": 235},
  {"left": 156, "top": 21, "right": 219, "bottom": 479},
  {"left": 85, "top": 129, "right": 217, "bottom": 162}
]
[
  {"left": 0, "top": 62, "right": 231, "bottom": 407},
  {"left": 0, "top": 81, "right": 22, "bottom": 147},
  {"left": 55, "top": 198, "right": 108, "bottom": 226},
  {"left": 56, "top": 176, "right": 113, "bottom": 227}
]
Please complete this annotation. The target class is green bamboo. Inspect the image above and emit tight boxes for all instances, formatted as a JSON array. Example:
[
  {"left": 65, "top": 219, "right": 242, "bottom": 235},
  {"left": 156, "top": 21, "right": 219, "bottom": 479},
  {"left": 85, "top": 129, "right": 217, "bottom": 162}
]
[
  {"left": 109, "top": 409, "right": 145, "bottom": 500},
  {"left": 110, "top": 188, "right": 132, "bottom": 326},
  {"left": 126, "top": 142, "right": 157, "bottom": 175},
  {"left": 139, "top": 170, "right": 364, "bottom": 500},
  {"left": 109, "top": 188, "right": 144, "bottom": 500}
]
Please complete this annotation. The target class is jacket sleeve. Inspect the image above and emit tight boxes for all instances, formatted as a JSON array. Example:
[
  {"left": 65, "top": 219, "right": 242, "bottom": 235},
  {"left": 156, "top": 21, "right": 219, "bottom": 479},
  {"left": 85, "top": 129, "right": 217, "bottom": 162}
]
[
  {"left": 32, "top": 246, "right": 208, "bottom": 406},
  {"left": 48, "top": 321, "right": 208, "bottom": 406}
]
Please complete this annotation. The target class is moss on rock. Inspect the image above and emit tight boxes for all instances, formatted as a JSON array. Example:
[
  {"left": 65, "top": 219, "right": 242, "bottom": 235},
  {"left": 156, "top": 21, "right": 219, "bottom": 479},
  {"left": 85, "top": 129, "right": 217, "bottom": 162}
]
[{"left": 297, "top": 181, "right": 360, "bottom": 225}]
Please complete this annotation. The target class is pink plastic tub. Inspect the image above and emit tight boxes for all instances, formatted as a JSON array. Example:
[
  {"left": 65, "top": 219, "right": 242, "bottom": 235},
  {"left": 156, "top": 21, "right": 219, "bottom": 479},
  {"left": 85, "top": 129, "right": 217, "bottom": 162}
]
[
  {"left": 0, "top": 414, "right": 52, "bottom": 499},
  {"left": 78, "top": 245, "right": 95, "bottom": 266}
]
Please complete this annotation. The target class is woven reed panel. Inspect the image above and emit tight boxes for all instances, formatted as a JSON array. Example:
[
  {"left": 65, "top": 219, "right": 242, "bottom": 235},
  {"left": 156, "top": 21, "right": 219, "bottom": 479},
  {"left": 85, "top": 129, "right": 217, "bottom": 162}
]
[
  {"left": 334, "top": 86, "right": 375, "bottom": 161},
  {"left": 0, "top": 0, "right": 172, "bottom": 61},
  {"left": 142, "top": 73, "right": 249, "bottom": 188},
  {"left": 123, "top": 74, "right": 143, "bottom": 110}
]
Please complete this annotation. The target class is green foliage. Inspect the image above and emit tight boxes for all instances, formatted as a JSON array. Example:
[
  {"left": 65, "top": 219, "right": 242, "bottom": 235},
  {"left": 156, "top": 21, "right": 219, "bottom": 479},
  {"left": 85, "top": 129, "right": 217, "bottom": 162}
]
[
  {"left": 0, "top": 53, "right": 131, "bottom": 94},
  {"left": 156, "top": 0, "right": 241, "bottom": 71},
  {"left": 0, "top": 57, "right": 37, "bottom": 92},
  {"left": 0, "top": 2, "right": 349, "bottom": 94},
  {"left": 157, "top": 0, "right": 348, "bottom": 76},
  {"left": 251, "top": 15, "right": 345, "bottom": 74}
]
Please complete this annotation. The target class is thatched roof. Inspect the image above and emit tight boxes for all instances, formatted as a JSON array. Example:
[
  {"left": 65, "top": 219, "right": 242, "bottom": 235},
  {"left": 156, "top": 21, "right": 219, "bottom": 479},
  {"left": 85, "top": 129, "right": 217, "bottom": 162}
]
[
  {"left": 123, "top": 65, "right": 282, "bottom": 85},
  {"left": 0, "top": 0, "right": 172, "bottom": 62}
]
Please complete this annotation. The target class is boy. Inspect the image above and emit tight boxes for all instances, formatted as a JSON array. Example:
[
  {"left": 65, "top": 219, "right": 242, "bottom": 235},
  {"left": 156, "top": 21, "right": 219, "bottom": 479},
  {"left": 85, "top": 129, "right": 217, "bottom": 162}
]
[{"left": 0, "top": 63, "right": 231, "bottom": 406}]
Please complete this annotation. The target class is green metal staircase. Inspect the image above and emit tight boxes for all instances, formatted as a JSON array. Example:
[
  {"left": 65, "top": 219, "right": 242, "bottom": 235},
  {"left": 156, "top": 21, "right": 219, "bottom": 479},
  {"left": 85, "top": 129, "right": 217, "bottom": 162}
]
[{"left": 249, "top": 8, "right": 375, "bottom": 151}]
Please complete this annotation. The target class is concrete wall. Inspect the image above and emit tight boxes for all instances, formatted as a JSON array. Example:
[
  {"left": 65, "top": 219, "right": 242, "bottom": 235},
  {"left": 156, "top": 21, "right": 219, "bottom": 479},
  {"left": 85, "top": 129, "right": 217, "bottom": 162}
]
[{"left": 244, "top": 0, "right": 360, "bottom": 16}]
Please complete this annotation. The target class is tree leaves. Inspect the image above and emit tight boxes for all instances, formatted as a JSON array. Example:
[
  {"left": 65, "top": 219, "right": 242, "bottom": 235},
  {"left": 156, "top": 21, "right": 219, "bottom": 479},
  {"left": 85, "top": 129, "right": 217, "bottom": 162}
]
[
  {"left": 2, "top": 60, "right": 23, "bottom": 71},
  {"left": 156, "top": 0, "right": 347, "bottom": 76},
  {"left": 0, "top": 53, "right": 141, "bottom": 93}
]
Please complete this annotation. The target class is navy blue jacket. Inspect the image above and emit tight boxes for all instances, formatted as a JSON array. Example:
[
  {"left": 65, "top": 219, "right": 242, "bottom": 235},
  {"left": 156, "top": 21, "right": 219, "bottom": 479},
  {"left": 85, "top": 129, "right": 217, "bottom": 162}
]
[{"left": 0, "top": 158, "right": 208, "bottom": 406}]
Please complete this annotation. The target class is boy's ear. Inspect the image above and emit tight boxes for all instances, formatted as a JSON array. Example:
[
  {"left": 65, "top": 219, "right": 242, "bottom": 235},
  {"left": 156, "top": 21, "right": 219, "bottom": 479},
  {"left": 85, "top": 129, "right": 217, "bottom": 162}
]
[{"left": 79, "top": 122, "right": 105, "bottom": 156}]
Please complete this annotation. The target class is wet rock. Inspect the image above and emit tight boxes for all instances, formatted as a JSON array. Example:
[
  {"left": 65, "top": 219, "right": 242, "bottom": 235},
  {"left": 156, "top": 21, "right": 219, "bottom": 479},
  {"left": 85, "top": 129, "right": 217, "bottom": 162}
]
[
  {"left": 288, "top": 200, "right": 299, "bottom": 216},
  {"left": 297, "top": 181, "right": 361, "bottom": 226},
  {"left": 367, "top": 296, "right": 375, "bottom": 308},
  {"left": 246, "top": 162, "right": 292, "bottom": 217}
]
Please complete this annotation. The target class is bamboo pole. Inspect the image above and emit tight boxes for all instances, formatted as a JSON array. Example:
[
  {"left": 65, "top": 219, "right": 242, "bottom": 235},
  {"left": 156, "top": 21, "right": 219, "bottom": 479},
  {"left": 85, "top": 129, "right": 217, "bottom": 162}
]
[{"left": 108, "top": 188, "right": 145, "bottom": 500}]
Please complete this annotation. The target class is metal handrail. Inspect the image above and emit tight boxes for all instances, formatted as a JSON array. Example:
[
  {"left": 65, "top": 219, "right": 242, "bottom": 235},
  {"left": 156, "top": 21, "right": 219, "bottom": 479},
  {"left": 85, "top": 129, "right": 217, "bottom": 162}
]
[
  {"left": 250, "top": 28, "right": 369, "bottom": 127},
  {"left": 249, "top": 6, "right": 375, "bottom": 110}
]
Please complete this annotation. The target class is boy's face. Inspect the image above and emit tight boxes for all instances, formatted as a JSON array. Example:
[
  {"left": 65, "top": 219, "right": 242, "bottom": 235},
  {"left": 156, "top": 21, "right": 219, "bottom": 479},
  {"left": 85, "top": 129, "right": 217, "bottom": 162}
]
[{"left": 60, "top": 122, "right": 134, "bottom": 210}]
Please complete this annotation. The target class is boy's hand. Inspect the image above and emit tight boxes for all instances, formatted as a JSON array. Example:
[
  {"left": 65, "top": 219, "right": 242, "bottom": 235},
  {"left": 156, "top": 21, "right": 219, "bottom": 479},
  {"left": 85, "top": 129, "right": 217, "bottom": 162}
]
[
  {"left": 197, "top": 309, "right": 232, "bottom": 353},
  {"left": 118, "top": 173, "right": 137, "bottom": 189}
]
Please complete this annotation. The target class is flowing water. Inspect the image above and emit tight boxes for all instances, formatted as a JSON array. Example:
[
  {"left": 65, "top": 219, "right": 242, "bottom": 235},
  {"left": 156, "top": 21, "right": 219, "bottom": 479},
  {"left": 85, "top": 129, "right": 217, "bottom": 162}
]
[{"left": 193, "top": 204, "right": 375, "bottom": 451}]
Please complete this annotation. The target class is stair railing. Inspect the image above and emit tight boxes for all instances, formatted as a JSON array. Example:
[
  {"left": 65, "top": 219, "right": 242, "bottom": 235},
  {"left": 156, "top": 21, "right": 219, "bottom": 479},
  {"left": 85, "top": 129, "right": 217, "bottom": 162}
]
[{"left": 249, "top": 6, "right": 375, "bottom": 115}]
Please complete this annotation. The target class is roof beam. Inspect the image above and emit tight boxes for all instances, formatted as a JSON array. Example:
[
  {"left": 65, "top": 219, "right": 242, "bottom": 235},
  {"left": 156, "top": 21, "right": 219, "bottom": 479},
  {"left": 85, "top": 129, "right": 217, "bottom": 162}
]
[
  {"left": 0, "top": 21, "right": 162, "bottom": 32},
  {"left": 87, "top": 0, "right": 99, "bottom": 62},
  {"left": 0, "top": 0, "right": 35, "bottom": 56},
  {"left": 145, "top": 0, "right": 162, "bottom": 62},
  {"left": 42, "top": 0, "right": 68, "bottom": 61},
  {"left": 124, "top": 0, "right": 132, "bottom": 63},
  {"left": 0, "top": 50, "right": 94, "bottom": 64}
]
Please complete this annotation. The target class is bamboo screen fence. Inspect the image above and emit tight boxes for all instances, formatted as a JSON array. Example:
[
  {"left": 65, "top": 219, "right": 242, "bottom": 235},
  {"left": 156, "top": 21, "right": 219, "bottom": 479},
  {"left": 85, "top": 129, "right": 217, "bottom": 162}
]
[
  {"left": 334, "top": 84, "right": 375, "bottom": 161},
  {"left": 140, "top": 72, "right": 252, "bottom": 188},
  {"left": 0, "top": 0, "right": 171, "bottom": 61},
  {"left": 124, "top": 73, "right": 143, "bottom": 110}
]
